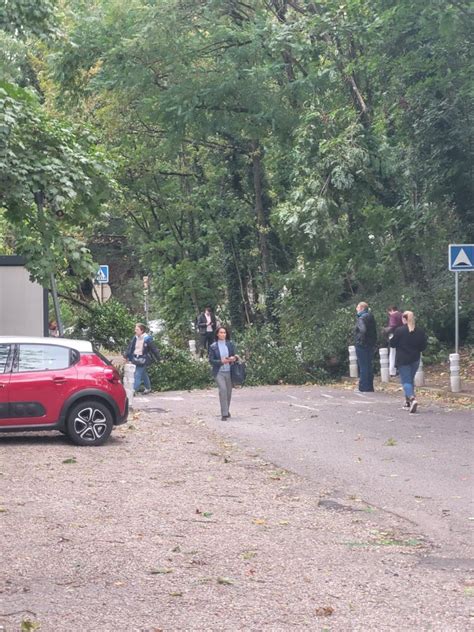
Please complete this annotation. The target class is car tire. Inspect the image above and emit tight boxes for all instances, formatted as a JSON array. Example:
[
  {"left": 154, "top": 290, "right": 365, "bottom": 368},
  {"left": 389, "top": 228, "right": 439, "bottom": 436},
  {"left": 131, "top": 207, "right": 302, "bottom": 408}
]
[{"left": 66, "top": 400, "right": 114, "bottom": 446}]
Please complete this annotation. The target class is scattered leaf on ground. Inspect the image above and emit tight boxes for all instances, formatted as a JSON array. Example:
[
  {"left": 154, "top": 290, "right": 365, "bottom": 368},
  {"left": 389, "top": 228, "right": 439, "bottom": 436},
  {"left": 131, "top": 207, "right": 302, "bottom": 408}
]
[
  {"left": 217, "top": 576, "right": 234, "bottom": 585},
  {"left": 21, "top": 620, "right": 41, "bottom": 632},
  {"left": 315, "top": 606, "right": 334, "bottom": 617},
  {"left": 150, "top": 567, "right": 173, "bottom": 574},
  {"left": 62, "top": 457, "right": 77, "bottom": 464}
]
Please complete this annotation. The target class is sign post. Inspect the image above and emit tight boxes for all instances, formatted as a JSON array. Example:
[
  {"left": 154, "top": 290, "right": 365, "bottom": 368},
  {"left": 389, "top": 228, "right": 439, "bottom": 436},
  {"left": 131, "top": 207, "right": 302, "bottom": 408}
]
[
  {"left": 448, "top": 244, "right": 474, "bottom": 354},
  {"left": 143, "top": 276, "right": 149, "bottom": 324},
  {"left": 448, "top": 245, "right": 473, "bottom": 391}
]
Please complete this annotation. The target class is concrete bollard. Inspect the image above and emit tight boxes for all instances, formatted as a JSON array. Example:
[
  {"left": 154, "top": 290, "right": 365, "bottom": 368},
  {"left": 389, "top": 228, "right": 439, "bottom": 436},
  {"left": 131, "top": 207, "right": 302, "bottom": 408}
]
[
  {"left": 379, "top": 348, "right": 389, "bottom": 382},
  {"left": 414, "top": 354, "right": 425, "bottom": 387},
  {"left": 349, "top": 346, "right": 358, "bottom": 378},
  {"left": 123, "top": 362, "right": 136, "bottom": 408},
  {"left": 449, "top": 353, "right": 461, "bottom": 393},
  {"left": 188, "top": 339, "right": 197, "bottom": 357}
]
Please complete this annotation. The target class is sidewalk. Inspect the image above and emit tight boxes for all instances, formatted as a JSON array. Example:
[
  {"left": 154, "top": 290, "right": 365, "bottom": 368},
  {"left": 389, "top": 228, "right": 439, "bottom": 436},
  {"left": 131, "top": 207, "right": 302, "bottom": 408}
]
[{"left": 339, "top": 352, "right": 474, "bottom": 408}]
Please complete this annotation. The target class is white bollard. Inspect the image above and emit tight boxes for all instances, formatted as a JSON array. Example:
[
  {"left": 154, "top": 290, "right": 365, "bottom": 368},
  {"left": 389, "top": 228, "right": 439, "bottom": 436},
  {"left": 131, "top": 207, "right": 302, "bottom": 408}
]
[
  {"left": 388, "top": 335, "right": 397, "bottom": 377},
  {"left": 349, "top": 346, "right": 358, "bottom": 378},
  {"left": 449, "top": 353, "right": 461, "bottom": 393},
  {"left": 379, "top": 348, "right": 389, "bottom": 382},
  {"left": 188, "top": 339, "right": 197, "bottom": 357},
  {"left": 414, "top": 354, "right": 425, "bottom": 387},
  {"left": 123, "top": 362, "right": 136, "bottom": 408}
]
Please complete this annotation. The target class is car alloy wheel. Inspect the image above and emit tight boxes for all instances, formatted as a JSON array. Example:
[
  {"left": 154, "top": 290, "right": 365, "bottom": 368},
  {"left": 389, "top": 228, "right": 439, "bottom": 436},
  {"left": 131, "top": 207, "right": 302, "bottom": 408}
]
[{"left": 66, "top": 400, "right": 113, "bottom": 446}]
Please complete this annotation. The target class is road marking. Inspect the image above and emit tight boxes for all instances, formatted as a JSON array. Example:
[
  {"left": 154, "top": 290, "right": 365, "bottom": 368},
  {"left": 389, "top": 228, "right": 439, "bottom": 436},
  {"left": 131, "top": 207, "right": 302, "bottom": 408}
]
[
  {"left": 279, "top": 401, "right": 319, "bottom": 412},
  {"left": 348, "top": 400, "right": 384, "bottom": 404}
]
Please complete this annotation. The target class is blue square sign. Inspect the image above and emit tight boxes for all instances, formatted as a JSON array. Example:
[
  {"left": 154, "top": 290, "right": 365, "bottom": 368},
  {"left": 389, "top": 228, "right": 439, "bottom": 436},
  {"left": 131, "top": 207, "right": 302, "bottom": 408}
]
[
  {"left": 449, "top": 245, "right": 474, "bottom": 271},
  {"left": 96, "top": 265, "right": 109, "bottom": 283}
]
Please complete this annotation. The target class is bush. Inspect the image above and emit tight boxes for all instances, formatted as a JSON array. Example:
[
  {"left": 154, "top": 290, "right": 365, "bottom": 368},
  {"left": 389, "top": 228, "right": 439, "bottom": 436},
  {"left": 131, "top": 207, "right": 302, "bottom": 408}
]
[
  {"left": 71, "top": 299, "right": 136, "bottom": 352},
  {"left": 236, "top": 324, "right": 327, "bottom": 385},
  {"left": 147, "top": 345, "right": 212, "bottom": 391},
  {"left": 298, "top": 307, "right": 354, "bottom": 378}
]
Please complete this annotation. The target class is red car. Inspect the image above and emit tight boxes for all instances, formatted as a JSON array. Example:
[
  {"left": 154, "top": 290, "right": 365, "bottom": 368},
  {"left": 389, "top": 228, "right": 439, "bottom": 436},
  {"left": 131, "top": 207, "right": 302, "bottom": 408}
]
[{"left": 0, "top": 337, "right": 128, "bottom": 446}]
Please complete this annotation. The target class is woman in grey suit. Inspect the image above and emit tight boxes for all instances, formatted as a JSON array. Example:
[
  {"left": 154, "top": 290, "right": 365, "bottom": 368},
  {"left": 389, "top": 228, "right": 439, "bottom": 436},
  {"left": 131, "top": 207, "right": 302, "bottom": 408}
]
[{"left": 208, "top": 326, "right": 238, "bottom": 420}]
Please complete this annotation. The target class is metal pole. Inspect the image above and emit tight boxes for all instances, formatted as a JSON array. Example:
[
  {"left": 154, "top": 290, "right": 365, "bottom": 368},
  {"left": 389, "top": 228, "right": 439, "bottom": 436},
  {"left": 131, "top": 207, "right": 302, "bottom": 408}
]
[
  {"left": 455, "top": 271, "right": 459, "bottom": 354},
  {"left": 50, "top": 274, "right": 64, "bottom": 336}
]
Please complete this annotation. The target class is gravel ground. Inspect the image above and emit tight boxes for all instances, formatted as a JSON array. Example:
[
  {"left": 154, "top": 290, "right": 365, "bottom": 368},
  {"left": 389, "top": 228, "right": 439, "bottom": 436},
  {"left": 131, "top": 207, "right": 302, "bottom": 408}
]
[{"left": 0, "top": 405, "right": 472, "bottom": 632}]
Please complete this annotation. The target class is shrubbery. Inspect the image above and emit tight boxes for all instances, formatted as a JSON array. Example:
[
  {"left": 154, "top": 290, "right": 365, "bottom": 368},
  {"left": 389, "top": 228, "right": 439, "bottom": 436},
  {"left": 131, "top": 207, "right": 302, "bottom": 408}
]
[
  {"left": 147, "top": 344, "right": 212, "bottom": 391},
  {"left": 71, "top": 299, "right": 136, "bottom": 352},
  {"left": 68, "top": 293, "right": 470, "bottom": 393}
]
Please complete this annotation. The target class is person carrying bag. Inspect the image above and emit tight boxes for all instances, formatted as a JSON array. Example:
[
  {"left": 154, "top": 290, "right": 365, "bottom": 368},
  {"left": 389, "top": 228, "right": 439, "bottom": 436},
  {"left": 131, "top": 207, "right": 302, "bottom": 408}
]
[
  {"left": 124, "top": 323, "right": 160, "bottom": 394},
  {"left": 208, "top": 326, "right": 241, "bottom": 420}
]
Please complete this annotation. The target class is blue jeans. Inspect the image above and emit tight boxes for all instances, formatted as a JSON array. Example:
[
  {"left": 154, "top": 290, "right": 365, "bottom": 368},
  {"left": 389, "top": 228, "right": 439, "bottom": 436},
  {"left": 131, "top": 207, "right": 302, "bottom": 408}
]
[
  {"left": 355, "top": 346, "right": 374, "bottom": 391},
  {"left": 398, "top": 360, "right": 419, "bottom": 399},
  {"left": 134, "top": 365, "right": 151, "bottom": 392}
]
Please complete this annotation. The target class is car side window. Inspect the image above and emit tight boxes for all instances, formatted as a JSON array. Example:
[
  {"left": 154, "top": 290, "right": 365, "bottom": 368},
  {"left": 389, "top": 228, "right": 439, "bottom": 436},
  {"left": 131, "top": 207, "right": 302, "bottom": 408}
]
[
  {"left": 17, "top": 344, "right": 71, "bottom": 372},
  {"left": 0, "top": 344, "right": 11, "bottom": 373}
]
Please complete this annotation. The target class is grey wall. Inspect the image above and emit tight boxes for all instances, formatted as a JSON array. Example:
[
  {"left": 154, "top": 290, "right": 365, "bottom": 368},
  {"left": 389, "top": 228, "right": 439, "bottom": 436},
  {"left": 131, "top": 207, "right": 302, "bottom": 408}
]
[{"left": 0, "top": 258, "right": 48, "bottom": 336}]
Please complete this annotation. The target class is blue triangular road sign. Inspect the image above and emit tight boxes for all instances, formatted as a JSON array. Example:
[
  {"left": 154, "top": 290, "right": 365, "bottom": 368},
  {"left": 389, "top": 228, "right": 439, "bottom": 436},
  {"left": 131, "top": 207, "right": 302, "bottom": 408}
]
[{"left": 449, "top": 245, "right": 474, "bottom": 271}]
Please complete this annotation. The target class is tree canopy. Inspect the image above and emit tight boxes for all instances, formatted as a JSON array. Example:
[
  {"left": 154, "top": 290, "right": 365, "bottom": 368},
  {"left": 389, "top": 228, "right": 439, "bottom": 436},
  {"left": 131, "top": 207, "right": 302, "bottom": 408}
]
[{"left": 1, "top": 0, "right": 473, "bottom": 356}]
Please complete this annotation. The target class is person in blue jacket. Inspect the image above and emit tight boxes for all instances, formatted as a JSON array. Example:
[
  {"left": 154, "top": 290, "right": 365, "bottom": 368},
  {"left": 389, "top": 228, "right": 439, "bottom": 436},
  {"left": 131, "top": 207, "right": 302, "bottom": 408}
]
[
  {"left": 124, "top": 323, "right": 160, "bottom": 394},
  {"left": 208, "top": 326, "right": 238, "bottom": 420}
]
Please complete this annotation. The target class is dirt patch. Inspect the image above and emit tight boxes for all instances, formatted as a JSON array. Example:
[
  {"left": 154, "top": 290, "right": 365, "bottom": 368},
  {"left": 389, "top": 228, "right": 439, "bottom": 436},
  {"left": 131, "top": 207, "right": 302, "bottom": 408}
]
[{"left": 0, "top": 409, "right": 471, "bottom": 631}]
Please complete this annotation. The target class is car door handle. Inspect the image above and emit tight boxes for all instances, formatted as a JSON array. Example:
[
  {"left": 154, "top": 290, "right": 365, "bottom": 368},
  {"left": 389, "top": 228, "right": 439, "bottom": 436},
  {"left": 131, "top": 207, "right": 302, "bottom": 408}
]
[{"left": 52, "top": 377, "right": 67, "bottom": 384}]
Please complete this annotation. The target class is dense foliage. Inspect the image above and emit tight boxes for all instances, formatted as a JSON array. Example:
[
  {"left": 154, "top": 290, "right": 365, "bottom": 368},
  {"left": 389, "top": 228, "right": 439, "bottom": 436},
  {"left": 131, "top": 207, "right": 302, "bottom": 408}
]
[{"left": 1, "top": 0, "right": 472, "bottom": 387}]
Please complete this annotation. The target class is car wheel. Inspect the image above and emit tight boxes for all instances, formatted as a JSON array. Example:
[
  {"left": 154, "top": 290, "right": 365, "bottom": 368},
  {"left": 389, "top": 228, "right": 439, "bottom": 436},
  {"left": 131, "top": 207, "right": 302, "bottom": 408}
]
[{"left": 66, "top": 400, "right": 114, "bottom": 446}]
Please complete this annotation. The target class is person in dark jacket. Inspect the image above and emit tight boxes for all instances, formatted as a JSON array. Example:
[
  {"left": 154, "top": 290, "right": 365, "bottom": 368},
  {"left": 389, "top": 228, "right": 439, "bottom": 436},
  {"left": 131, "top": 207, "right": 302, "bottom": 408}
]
[
  {"left": 197, "top": 305, "right": 217, "bottom": 357},
  {"left": 124, "top": 323, "right": 160, "bottom": 394},
  {"left": 208, "top": 326, "right": 238, "bottom": 420},
  {"left": 390, "top": 311, "right": 427, "bottom": 413},
  {"left": 354, "top": 301, "right": 377, "bottom": 392},
  {"left": 383, "top": 305, "right": 404, "bottom": 377}
]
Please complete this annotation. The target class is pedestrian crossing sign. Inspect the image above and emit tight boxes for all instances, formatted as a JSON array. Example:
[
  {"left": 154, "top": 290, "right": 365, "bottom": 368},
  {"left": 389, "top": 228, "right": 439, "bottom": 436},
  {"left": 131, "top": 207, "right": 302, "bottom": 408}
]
[
  {"left": 449, "top": 245, "right": 474, "bottom": 271},
  {"left": 96, "top": 264, "right": 109, "bottom": 283}
]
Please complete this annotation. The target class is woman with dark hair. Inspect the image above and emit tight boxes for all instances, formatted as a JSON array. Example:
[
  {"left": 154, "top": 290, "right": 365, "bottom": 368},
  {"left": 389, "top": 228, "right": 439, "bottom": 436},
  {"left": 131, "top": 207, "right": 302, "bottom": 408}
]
[
  {"left": 124, "top": 323, "right": 160, "bottom": 394},
  {"left": 208, "top": 326, "right": 238, "bottom": 420},
  {"left": 390, "top": 311, "right": 427, "bottom": 413}
]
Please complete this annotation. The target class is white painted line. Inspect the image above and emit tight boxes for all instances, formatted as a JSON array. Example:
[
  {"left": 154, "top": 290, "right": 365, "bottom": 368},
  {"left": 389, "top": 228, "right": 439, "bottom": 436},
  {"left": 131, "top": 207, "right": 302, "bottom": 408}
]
[
  {"left": 348, "top": 400, "right": 385, "bottom": 405},
  {"left": 278, "top": 401, "right": 319, "bottom": 412}
]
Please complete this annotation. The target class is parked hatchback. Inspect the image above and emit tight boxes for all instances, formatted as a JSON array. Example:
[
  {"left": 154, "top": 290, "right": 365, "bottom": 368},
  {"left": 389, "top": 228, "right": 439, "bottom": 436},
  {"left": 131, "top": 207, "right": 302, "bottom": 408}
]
[{"left": 0, "top": 337, "right": 128, "bottom": 446}]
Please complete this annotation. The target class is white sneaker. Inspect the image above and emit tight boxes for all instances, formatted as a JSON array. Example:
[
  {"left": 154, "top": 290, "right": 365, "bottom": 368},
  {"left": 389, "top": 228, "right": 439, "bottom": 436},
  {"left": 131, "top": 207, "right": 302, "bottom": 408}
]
[
  {"left": 143, "top": 388, "right": 151, "bottom": 395},
  {"left": 409, "top": 398, "right": 418, "bottom": 414}
]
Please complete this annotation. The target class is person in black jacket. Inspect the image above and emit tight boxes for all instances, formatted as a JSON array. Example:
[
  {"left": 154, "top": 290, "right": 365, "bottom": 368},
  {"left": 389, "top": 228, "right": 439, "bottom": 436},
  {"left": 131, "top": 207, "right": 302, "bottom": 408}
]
[
  {"left": 124, "top": 323, "right": 160, "bottom": 394},
  {"left": 208, "top": 326, "right": 238, "bottom": 420},
  {"left": 390, "top": 311, "right": 427, "bottom": 413},
  {"left": 354, "top": 301, "right": 377, "bottom": 392},
  {"left": 196, "top": 305, "right": 217, "bottom": 357}
]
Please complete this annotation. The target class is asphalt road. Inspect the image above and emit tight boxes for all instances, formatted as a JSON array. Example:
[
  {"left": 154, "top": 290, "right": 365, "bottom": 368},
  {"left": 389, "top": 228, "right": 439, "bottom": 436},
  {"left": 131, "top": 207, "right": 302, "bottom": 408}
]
[{"left": 138, "top": 384, "right": 473, "bottom": 561}]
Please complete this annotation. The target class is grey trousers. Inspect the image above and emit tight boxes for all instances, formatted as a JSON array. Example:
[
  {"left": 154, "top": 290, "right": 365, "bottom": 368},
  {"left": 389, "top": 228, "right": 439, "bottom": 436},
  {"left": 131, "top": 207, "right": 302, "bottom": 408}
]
[{"left": 215, "top": 371, "right": 232, "bottom": 417}]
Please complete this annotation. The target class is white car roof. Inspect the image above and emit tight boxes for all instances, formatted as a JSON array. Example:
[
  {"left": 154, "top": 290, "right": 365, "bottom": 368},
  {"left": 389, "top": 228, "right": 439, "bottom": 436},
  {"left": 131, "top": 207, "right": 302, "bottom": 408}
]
[{"left": 0, "top": 336, "right": 93, "bottom": 352}]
